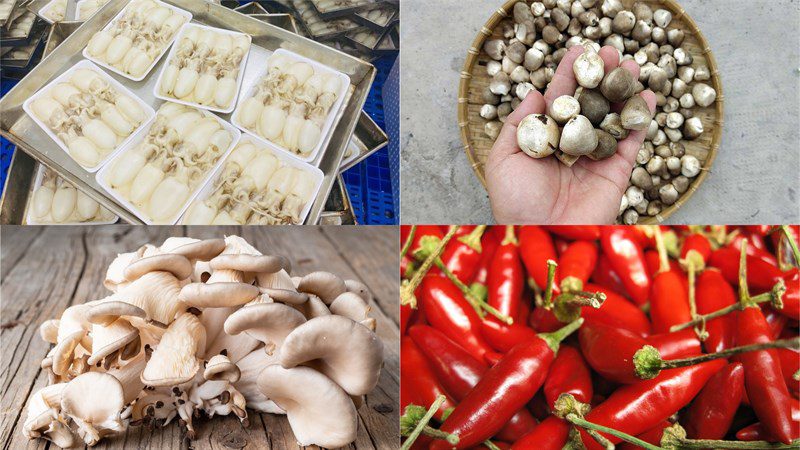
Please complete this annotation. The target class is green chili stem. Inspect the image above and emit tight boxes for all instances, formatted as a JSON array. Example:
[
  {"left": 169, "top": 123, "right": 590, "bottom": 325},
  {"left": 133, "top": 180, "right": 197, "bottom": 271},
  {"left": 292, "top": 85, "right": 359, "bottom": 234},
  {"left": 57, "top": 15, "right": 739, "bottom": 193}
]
[
  {"left": 654, "top": 337, "right": 799, "bottom": 370},
  {"left": 400, "top": 226, "right": 458, "bottom": 308},
  {"left": 433, "top": 258, "right": 513, "bottom": 324},
  {"left": 669, "top": 283, "right": 784, "bottom": 333},
  {"left": 483, "top": 440, "right": 501, "bottom": 450},
  {"left": 543, "top": 259, "right": 558, "bottom": 309},
  {"left": 564, "top": 413, "right": 662, "bottom": 450},
  {"left": 400, "top": 225, "right": 417, "bottom": 260},
  {"left": 401, "top": 396, "right": 456, "bottom": 450},
  {"left": 669, "top": 437, "right": 800, "bottom": 449},
  {"left": 780, "top": 225, "right": 800, "bottom": 269},
  {"left": 458, "top": 225, "right": 487, "bottom": 252}
]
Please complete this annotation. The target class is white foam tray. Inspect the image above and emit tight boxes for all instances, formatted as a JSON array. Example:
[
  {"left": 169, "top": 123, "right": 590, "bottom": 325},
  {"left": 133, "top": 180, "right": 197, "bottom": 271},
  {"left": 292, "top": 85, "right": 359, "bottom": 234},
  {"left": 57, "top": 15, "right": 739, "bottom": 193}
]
[
  {"left": 153, "top": 23, "right": 251, "bottom": 114},
  {"left": 181, "top": 135, "right": 324, "bottom": 225},
  {"left": 82, "top": 0, "right": 192, "bottom": 82},
  {"left": 27, "top": 165, "right": 118, "bottom": 225},
  {"left": 22, "top": 59, "right": 157, "bottom": 173},
  {"left": 96, "top": 106, "right": 241, "bottom": 224},
  {"left": 231, "top": 48, "right": 350, "bottom": 165}
]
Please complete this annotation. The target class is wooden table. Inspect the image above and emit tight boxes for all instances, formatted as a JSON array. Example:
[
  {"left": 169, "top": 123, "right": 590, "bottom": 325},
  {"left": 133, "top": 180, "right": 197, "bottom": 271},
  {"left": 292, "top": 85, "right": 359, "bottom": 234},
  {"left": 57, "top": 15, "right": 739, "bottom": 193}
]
[{"left": 0, "top": 226, "right": 400, "bottom": 450}]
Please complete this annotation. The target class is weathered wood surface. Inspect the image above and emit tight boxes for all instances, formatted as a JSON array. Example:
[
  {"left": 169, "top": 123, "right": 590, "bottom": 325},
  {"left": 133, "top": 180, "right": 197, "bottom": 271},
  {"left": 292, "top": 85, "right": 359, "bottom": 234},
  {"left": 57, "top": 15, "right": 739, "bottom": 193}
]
[{"left": 0, "top": 226, "right": 400, "bottom": 450}]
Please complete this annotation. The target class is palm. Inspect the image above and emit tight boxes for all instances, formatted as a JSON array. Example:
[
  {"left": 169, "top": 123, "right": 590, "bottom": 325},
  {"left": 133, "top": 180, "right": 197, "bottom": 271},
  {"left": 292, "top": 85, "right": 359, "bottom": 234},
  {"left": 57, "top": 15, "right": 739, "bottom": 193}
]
[{"left": 486, "top": 45, "right": 656, "bottom": 224}]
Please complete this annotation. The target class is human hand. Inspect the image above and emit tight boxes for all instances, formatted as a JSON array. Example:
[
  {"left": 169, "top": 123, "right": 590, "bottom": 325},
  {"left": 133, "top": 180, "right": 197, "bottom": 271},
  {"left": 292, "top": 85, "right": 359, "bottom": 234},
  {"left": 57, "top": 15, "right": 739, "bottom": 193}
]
[{"left": 486, "top": 45, "right": 657, "bottom": 224}]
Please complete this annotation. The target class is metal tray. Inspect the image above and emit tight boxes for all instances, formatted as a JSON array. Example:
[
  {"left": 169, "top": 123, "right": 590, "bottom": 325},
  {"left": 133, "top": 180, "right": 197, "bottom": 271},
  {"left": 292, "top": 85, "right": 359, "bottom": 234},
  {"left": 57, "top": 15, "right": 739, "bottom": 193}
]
[
  {"left": 28, "top": 0, "right": 75, "bottom": 22},
  {"left": 320, "top": 175, "right": 356, "bottom": 225},
  {"left": 0, "top": 0, "right": 376, "bottom": 224},
  {"left": 233, "top": 2, "right": 269, "bottom": 15},
  {"left": 341, "top": 112, "right": 387, "bottom": 172},
  {"left": 0, "top": 0, "right": 22, "bottom": 27},
  {"left": 249, "top": 12, "right": 298, "bottom": 34}
]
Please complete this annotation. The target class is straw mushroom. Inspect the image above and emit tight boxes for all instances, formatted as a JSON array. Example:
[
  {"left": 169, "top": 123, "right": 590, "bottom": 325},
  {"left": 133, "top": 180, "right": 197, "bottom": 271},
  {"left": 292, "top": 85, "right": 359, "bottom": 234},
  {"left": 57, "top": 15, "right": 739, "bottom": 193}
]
[
  {"left": 256, "top": 365, "right": 358, "bottom": 448},
  {"left": 517, "top": 114, "right": 560, "bottom": 158},
  {"left": 280, "top": 315, "right": 384, "bottom": 396},
  {"left": 560, "top": 115, "right": 598, "bottom": 155}
]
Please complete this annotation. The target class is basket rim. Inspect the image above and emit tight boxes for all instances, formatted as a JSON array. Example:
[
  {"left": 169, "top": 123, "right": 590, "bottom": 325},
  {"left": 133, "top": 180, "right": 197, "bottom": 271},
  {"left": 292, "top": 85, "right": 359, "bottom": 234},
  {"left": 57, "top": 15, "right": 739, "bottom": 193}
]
[{"left": 457, "top": 0, "right": 725, "bottom": 224}]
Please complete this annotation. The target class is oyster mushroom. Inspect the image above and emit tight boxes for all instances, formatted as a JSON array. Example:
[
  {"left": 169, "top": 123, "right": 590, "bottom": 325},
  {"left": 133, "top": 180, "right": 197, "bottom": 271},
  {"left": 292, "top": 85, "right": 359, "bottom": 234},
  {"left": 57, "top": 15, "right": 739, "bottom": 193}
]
[
  {"left": 234, "top": 349, "right": 284, "bottom": 414},
  {"left": 280, "top": 315, "right": 384, "bottom": 396},
  {"left": 330, "top": 292, "right": 376, "bottom": 331},
  {"left": 256, "top": 365, "right": 357, "bottom": 448},
  {"left": 141, "top": 312, "right": 207, "bottom": 387},
  {"left": 22, "top": 383, "right": 75, "bottom": 448},
  {"left": 224, "top": 302, "right": 307, "bottom": 355},
  {"left": 290, "top": 294, "right": 332, "bottom": 320},
  {"left": 60, "top": 372, "right": 125, "bottom": 445},
  {"left": 123, "top": 254, "right": 193, "bottom": 281},
  {"left": 86, "top": 318, "right": 140, "bottom": 368},
  {"left": 296, "top": 271, "right": 347, "bottom": 304}
]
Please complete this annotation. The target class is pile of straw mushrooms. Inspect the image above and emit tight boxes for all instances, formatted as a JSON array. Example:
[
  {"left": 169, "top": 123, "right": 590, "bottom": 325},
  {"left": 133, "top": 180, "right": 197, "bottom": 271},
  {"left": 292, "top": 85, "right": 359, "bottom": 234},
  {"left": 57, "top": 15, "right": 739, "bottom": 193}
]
[
  {"left": 23, "top": 236, "right": 383, "bottom": 448},
  {"left": 480, "top": 0, "right": 717, "bottom": 223}
]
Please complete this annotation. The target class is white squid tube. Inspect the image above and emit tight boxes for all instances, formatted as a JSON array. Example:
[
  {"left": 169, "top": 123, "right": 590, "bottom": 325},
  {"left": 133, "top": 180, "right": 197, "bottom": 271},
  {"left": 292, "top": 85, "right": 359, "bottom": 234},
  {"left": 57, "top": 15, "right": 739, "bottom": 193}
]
[
  {"left": 280, "top": 172, "right": 315, "bottom": 223},
  {"left": 262, "top": 166, "right": 297, "bottom": 213},
  {"left": 241, "top": 153, "right": 279, "bottom": 192},
  {"left": 76, "top": 190, "right": 100, "bottom": 221},
  {"left": 52, "top": 183, "right": 77, "bottom": 223}
]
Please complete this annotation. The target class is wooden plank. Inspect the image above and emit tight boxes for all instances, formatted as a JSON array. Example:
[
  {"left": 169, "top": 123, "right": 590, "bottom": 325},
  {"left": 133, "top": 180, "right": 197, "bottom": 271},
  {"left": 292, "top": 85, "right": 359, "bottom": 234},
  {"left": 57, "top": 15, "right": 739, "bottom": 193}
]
[
  {"left": 0, "top": 226, "right": 44, "bottom": 279},
  {"left": 0, "top": 226, "right": 399, "bottom": 450}
]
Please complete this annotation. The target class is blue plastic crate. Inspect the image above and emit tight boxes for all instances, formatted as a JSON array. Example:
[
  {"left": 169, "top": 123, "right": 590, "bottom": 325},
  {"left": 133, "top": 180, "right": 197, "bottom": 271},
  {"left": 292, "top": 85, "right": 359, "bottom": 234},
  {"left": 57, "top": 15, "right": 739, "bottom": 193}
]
[{"left": 1, "top": 78, "right": 19, "bottom": 195}]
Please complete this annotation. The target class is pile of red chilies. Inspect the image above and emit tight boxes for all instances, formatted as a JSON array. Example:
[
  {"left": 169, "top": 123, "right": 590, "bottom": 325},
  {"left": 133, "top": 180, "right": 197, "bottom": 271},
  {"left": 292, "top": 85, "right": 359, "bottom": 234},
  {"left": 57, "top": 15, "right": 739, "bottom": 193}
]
[{"left": 400, "top": 225, "right": 800, "bottom": 450}]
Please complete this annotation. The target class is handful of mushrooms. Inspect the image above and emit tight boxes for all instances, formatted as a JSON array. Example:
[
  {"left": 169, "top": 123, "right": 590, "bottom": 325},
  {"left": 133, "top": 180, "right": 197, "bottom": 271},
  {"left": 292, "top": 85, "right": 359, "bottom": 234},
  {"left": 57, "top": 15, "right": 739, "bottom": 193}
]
[
  {"left": 24, "top": 235, "right": 383, "bottom": 448},
  {"left": 481, "top": 0, "right": 717, "bottom": 223}
]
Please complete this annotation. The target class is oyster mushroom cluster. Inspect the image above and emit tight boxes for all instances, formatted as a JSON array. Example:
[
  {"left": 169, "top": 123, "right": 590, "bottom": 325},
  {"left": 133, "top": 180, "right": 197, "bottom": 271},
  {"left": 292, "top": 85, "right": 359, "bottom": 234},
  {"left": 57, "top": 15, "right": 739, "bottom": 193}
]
[
  {"left": 158, "top": 25, "right": 250, "bottom": 111},
  {"left": 102, "top": 103, "right": 235, "bottom": 223},
  {"left": 480, "top": 0, "right": 718, "bottom": 223},
  {"left": 30, "top": 167, "right": 116, "bottom": 224},
  {"left": 23, "top": 235, "right": 384, "bottom": 448},
  {"left": 235, "top": 51, "right": 342, "bottom": 158},
  {"left": 86, "top": 0, "right": 188, "bottom": 78},
  {"left": 28, "top": 66, "right": 149, "bottom": 170},
  {"left": 182, "top": 139, "right": 319, "bottom": 225}
]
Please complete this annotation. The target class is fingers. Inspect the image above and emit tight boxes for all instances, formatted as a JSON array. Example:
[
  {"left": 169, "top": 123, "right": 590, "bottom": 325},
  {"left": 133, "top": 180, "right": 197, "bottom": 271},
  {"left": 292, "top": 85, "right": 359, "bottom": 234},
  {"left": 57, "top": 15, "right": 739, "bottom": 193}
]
[
  {"left": 615, "top": 90, "right": 658, "bottom": 167},
  {"left": 490, "top": 90, "right": 546, "bottom": 160},
  {"left": 543, "top": 45, "right": 584, "bottom": 106},
  {"left": 620, "top": 59, "right": 641, "bottom": 82},
  {"left": 598, "top": 46, "right": 619, "bottom": 73}
]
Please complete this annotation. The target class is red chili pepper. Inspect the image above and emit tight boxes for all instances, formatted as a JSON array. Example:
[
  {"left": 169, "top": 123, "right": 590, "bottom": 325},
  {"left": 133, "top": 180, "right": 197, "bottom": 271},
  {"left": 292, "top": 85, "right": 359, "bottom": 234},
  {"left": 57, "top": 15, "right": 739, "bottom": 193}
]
[
  {"left": 557, "top": 241, "right": 598, "bottom": 287},
  {"left": 778, "top": 268, "right": 800, "bottom": 318},
  {"left": 430, "top": 320, "right": 581, "bottom": 449},
  {"left": 680, "top": 233, "right": 712, "bottom": 264},
  {"left": 481, "top": 321, "right": 539, "bottom": 353},
  {"left": 519, "top": 226, "right": 559, "bottom": 293},
  {"left": 729, "top": 233, "right": 778, "bottom": 266},
  {"left": 600, "top": 227, "right": 650, "bottom": 305},
  {"left": 420, "top": 275, "right": 499, "bottom": 363},
  {"left": 510, "top": 416, "right": 571, "bottom": 450},
  {"left": 581, "top": 283, "right": 651, "bottom": 337},
  {"left": 777, "top": 347, "right": 800, "bottom": 395},
  {"left": 764, "top": 306, "right": 789, "bottom": 339},
  {"left": 736, "top": 305, "right": 798, "bottom": 444},
  {"left": 407, "top": 325, "right": 537, "bottom": 442},
  {"left": 471, "top": 231, "right": 502, "bottom": 289},
  {"left": 682, "top": 362, "right": 745, "bottom": 439},
  {"left": 577, "top": 360, "right": 727, "bottom": 450},
  {"left": 694, "top": 269, "right": 737, "bottom": 353},
  {"left": 401, "top": 255, "right": 415, "bottom": 279},
  {"left": 650, "top": 269, "right": 691, "bottom": 334},
  {"left": 487, "top": 226, "right": 524, "bottom": 323},
  {"left": 401, "top": 304, "right": 414, "bottom": 335},
  {"left": 617, "top": 421, "right": 671, "bottom": 450},
  {"left": 735, "top": 399, "right": 800, "bottom": 441},
  {"left": 400, "top": 336, "right": 455, "bottom": 421},
  {"left": 442, "top": 226, "right": 484, "bottom": 284},
  {"left": 543, "top": 225, "right": 601, "bottom": 241},
  {"left": 542, "top": 345, "right": 593, "bottom": 409},
  {"left": 709, "top": 247, "right": 785, "bottom": 291},
  {"left": 591, "top": 253, "right": 628, "bottom": 295},
  {"left": 645, "top": 329, "right": 702, "bottom": 359}
]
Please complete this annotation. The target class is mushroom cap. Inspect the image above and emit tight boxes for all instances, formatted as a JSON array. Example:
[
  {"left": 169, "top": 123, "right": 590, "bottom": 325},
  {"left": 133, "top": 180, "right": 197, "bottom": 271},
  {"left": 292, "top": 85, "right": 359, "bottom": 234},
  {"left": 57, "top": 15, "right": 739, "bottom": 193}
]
[
  {"left": 39, "top": 319, "right": 60, "bottom": 344},
  {"left": 171, "top": 238, "right": 226, "bottom": 261},
  {"left": 23, "top": 383, "right": 75, "bottom": 448},
  {"left": 204, "top": 354, "right": 241, "bottom": 383},
  {"left": 224, "top": 303, "right": 307, "bottom": 350},
  {"left": 86, "top": 301, "right": 146, "bottom": 326},
  {"left": 234, "top": 348, "right": 284, "bottom": 414},
  {"left": 280, "top": 315, "right": 383, "bottom": 396},
  {"left": 329, "top": 292, "right": 372, "bottom": 323},
  {"left": 210, "top": 254, "right": 288, "bottom": 274},
  {"left": 104, "top": 251, "right": 140, "bottom": 292},
  {"left": 61, "top": 372, "right": 124, "bottom": 424},
  {"left": 141, "top": 313, "right": 206, "bottom": 387},
  {"left": 52, "top": 330, "right": 85, "bottom": 376},
  {"left": 124, "top": 254, "right": 193, "bottom": 281},
  {"left": 87, "top": 319, "right": 139, "bottom": 366},
  {"left": 290, "top": 294, "right": 331, "bottom": 320},
  {"left": 296, "top": 272, "right": 347, "bottom": 304},
  {"left": 260, "top": 288, "right": 309, "bottom": 305},
  {"left": 344, "top": 279, "right": 372, "bottom": 303},
  {"left": 179, "top": 282, "right": 260, "bottom": 308},
  {"left": 256, "top": 365, "right": 357, "bottom": 448}
]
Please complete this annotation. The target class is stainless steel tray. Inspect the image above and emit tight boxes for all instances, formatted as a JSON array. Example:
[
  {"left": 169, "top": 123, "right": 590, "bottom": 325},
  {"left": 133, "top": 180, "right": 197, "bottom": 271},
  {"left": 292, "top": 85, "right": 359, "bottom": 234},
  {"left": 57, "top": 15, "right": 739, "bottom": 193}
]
[
  {"left": 320, "top": 175, "right": 356, "bottom": 225},
  {"left": 341, "top": 112, "right": 387, "bottom": 172},
  {"left": 27, "top": 0, "right": 76, "bottom": 22},
  {"left": 249, "top": 12, "right": 298, "bottom": 34},
  {"left": 0, "top": 0, "right": 376, "bottom": 224}
]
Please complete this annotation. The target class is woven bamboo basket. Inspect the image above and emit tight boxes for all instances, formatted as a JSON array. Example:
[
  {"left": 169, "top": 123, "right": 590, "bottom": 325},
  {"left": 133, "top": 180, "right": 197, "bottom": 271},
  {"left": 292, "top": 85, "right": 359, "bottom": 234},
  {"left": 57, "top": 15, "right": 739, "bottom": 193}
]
[{"left": 458, "top": 0, "right": 724, "bottom": 224}]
